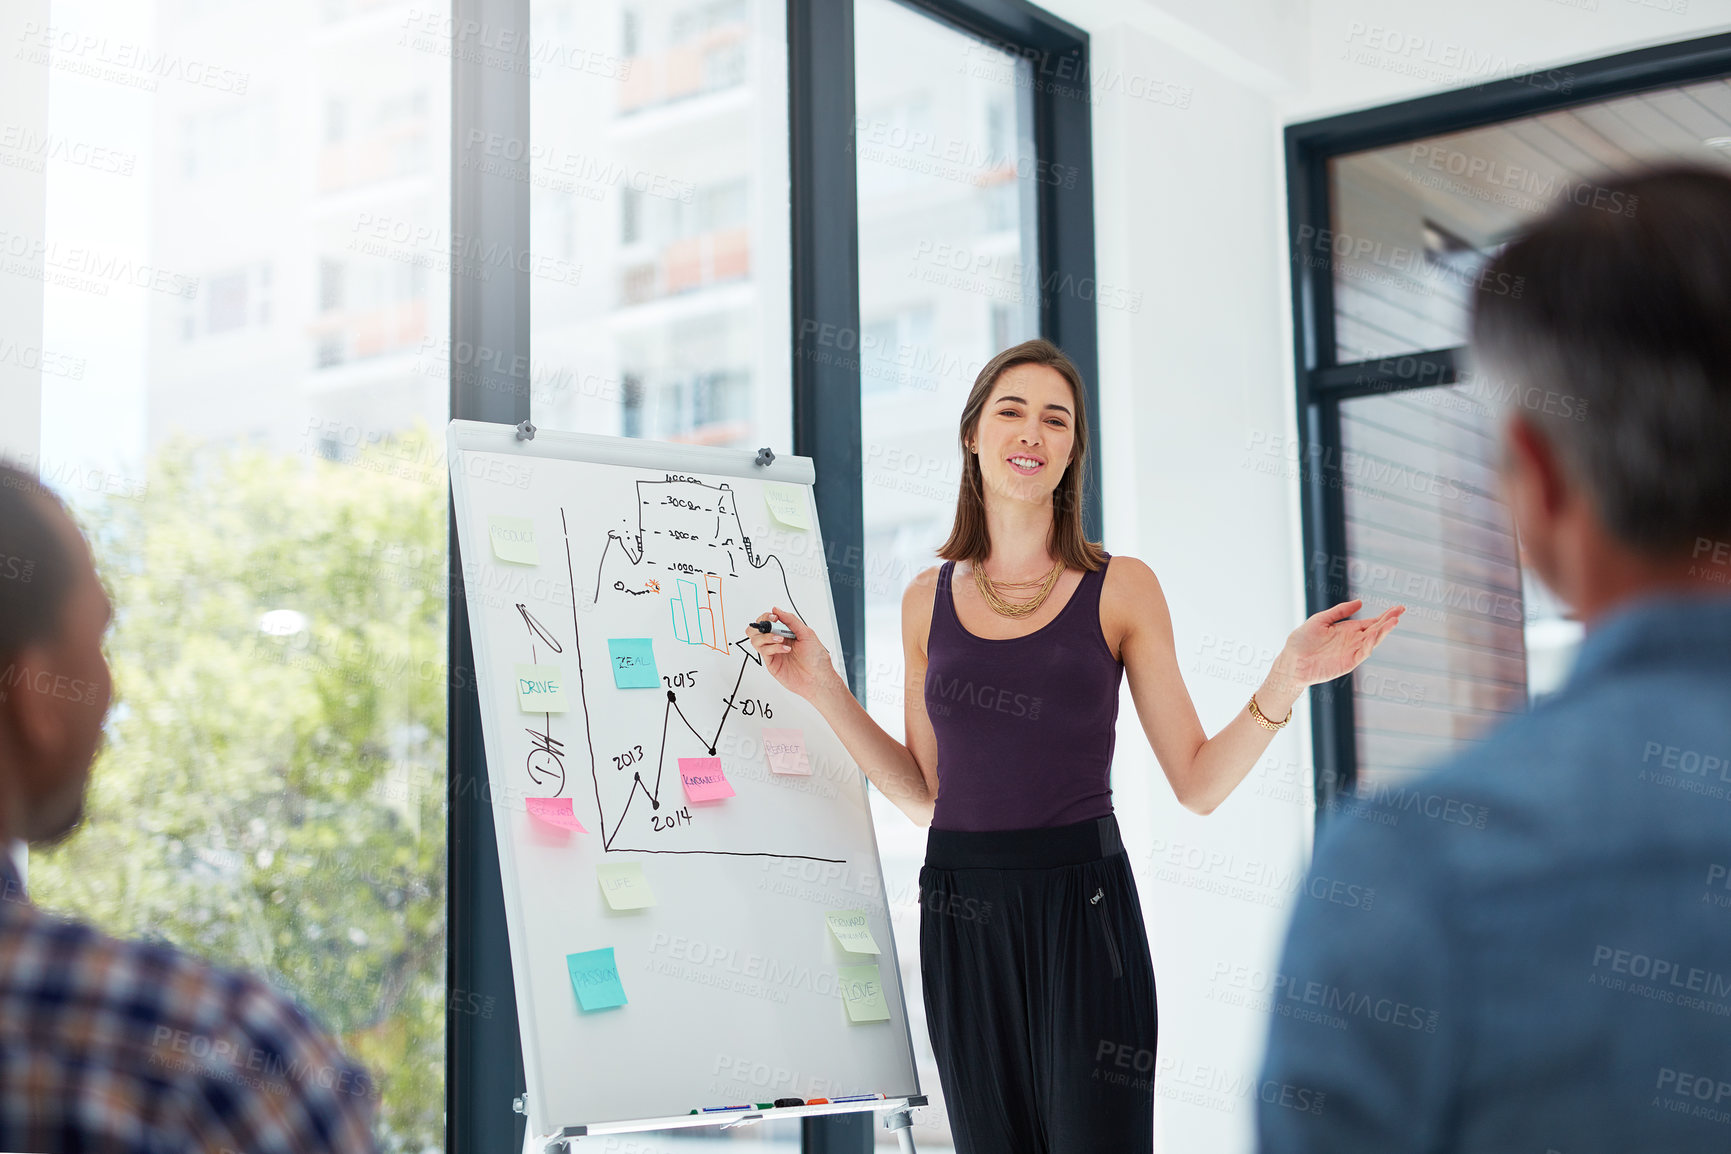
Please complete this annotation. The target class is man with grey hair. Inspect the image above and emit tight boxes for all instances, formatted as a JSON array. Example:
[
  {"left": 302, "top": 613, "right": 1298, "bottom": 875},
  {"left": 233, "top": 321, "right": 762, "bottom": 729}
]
[
  {"left": 1258, "top": 165, "right": 1731, "bottom": 1151},
  {"left": 0, "top": 465, "right": 377, "bottom": 1151}
]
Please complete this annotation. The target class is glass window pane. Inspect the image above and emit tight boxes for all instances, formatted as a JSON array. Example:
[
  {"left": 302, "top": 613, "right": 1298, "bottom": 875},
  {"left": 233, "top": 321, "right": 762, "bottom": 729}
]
[
  {"left": 1319, "top": 79, "right": 1731, "bottom": 781},
  {"left": 1326, "top": 77, "right": 1731, "bottom": 363},
  {"left": 515, "top": 4, "right": 794, "bottom": 1150},
  {"left": 854, "top": 1, "right": 1040, "bottom": 1147},
  {"left": 528, "top": 0, "right": 790, "bottom": 449},
  {"left": 1333, "top": 386, "right": 1530, "bottom": 791},
  {"left": 22, "top": 0, "right": 452, "bottom": 1146}
]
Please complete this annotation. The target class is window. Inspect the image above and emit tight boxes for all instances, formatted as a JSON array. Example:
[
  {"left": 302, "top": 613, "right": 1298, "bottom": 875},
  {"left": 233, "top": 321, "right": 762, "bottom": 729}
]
[
  {"left": 621, "top": 186, "right": 643, "bottom": 245},
  {"left": 622, "top": 6, "right": 641, "bottom": 56},
  {"left": 319, "top": 258, "right": 346, "bottom": 313},
  {"left": 854, "top": 8, "right": 1038, "bottom": 1144},
  {"left": 325, "top": 97, "right": 348, "bottom": 144},
  {"left": 22, "top": 1, "right": 454, "bottom": 1149},
  {"left": 1288, "top": 47, "right": 1731, "bottom": 801},
  {"left": 527, "top": 0, "right": 789, "bottom": 448},
  {"left": 179, "top": 97, "right": 278, "bottom": 181},
  {"left": 795, "top": 0, "right": 1094, "bottom": 1010},
  {"left": 859, "top": 306, "right": 936, "bottom": 397},
  {"left": 205, "top": 270, "right": 250, "bottom": 333}
]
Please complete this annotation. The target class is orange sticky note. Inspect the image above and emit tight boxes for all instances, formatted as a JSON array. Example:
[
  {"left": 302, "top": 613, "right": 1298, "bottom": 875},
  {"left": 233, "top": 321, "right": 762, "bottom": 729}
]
[
  {"left": 527, "top": 796, "right": 588, "bottom": 832},
  {"left": 679, "top": 757, "right": 735, "bottom": 803}
]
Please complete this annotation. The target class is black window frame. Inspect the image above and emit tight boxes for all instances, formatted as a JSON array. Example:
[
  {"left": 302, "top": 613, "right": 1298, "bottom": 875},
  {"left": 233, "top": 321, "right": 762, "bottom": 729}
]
[
  {"left": 1285, "top": 31, "right": 1731, "bottom": 822},
  {"left": 448, "top": 0, "right": 1099, "bottom": 1150}
]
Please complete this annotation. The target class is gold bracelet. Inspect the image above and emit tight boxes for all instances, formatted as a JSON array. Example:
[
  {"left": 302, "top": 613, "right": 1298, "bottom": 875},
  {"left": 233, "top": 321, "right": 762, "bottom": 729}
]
[{"left": 1248, "top": 693, "right": 1291, "bottom": 731}]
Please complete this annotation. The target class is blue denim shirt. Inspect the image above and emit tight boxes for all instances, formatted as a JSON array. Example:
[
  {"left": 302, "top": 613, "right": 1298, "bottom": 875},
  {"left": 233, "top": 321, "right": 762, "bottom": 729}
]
[{"left": 1258, "top": 590, "right": 1731, "bottom": 1153}]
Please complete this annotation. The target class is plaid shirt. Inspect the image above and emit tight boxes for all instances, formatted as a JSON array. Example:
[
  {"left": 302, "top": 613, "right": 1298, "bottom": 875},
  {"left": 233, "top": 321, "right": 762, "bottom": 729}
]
[{"left": 0, "top": 855, "right": 377, "bottom": 1153}]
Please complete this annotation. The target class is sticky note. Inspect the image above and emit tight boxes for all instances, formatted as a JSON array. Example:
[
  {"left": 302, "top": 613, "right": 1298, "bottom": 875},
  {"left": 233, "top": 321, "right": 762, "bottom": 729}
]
[
  {"left": 838, "top": 964, "right": 890, "bottom": 1022},
  {"left": 489, "top": 515, "right": 539, "bottom": 565},
  {"left": 763, "top": 483, "right": 809, "bottom": 531},
  {"left": 826, "top": 909, "right": 881, "bottom": 954},
  {"left": 680, "top": 756, "right": 735, "bottom": 802},
  {"left": 596, "top": 862, "right": 654, "bottom": 910},
  {"left": 762, "top": 727, "right": 811, "bottom": 776},
  {"left": 515, "top": 663, "right": 568, "bottom": 712},
  {"left": 567, "top": 947, "right": 628, "bottom": 1011},
  {"left": 608, "top": 638, "right": 660, "bottom": 689},
  {"left": 527, "top": 796, "right": 588, "bottom": 832}
]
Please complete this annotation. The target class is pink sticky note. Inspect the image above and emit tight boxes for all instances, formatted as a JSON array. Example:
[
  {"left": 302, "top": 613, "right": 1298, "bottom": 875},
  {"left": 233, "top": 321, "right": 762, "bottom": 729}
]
[
  {"left": 527, "top": 796, "right": 588, "bottom": 832},
  {"left": 762, "top": 728, "right": 811, "bottom": 776},
  {"left": 679, "top": 757, "right": 735, "bottom": 803}
]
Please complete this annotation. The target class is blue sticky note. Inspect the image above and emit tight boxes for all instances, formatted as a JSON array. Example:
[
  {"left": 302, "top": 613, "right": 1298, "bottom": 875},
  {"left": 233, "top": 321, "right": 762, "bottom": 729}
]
[
  {"left": 608, "top": 638, "right": 660, "bottom": 689},
  {"left": 567, "top": 947, "right": 628, "bottom": 1011}
]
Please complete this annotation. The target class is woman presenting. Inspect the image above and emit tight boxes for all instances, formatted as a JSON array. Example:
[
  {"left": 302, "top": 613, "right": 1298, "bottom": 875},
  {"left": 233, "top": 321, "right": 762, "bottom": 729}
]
[{"left": 749, "top": 338, "right": 1401, "bottom": 1153}]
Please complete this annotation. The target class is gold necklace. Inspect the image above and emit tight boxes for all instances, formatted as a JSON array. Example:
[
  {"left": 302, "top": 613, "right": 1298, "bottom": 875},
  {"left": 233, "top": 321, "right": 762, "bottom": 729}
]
[{"left": 971, "top": 558, "right": 1066, "bottom": 619}]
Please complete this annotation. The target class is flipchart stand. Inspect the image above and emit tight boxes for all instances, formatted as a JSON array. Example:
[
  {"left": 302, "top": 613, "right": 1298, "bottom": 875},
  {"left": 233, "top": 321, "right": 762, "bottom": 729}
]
[{"left": 455, "top": 427, "right": 925, "bottom": 1154}]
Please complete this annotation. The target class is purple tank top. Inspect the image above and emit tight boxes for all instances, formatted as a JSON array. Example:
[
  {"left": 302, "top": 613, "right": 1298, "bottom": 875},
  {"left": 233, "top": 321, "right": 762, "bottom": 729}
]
[{"left": 923, "top": 555, "right": 1124, "bottom": 831}]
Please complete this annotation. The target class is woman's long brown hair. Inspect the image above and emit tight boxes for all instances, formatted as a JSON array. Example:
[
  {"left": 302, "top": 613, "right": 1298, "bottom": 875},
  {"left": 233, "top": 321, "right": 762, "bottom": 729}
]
[{"left": 936, "top": 338, "right": 1108, "bottom": 572}]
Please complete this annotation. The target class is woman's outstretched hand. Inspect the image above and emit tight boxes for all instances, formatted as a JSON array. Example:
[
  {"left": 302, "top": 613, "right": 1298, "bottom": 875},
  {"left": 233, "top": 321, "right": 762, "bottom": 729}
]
[
  {"left": 747, "top": 607, "right": 841, "bottom": 702},
  {"left": 1281, "top": 598, "right": 1404, "bottom": 689}
]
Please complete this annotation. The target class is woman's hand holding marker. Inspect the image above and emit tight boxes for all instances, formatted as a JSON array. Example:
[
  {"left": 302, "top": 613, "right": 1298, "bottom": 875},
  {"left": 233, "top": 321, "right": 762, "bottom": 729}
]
[{"left": 748, "top": 607, "right": 838, "bottom": 702}]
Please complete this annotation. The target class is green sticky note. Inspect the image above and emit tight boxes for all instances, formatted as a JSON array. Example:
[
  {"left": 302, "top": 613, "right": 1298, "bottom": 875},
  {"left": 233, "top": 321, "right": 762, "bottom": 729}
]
[
  {"left": 489, "top": 515, "right": 539, "bottom": 565},
  {"left": 763, "top": 483, "right": 809, "bottom": 531},
  {"left": 596, "top": 862, "right": 655, "bottom": 910},
  {"left": 825, "top": 909, "right": 881, "bottom": 955},
  {"left": 608, "top": 638, "right": 660, "bottom": 689},
  {"left": 838, "top": 964, "right": 890, "bottom": 1022},
  {"left": 567, "top": 947, "right": 628, "bottom": 1011},
  {"left": 515, "top": 663, "right": 567, "bottom": 712}
]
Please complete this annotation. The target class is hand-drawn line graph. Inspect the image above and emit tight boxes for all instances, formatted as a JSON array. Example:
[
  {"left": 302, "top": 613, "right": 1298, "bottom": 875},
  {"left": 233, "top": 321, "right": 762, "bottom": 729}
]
[{"left": 520, "top": 481, "right": 843, "bottom": 863}]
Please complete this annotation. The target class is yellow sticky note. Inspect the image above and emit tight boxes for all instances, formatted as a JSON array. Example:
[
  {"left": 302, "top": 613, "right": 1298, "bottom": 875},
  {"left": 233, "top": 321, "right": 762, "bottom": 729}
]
[
  {"left": 516, "top": 663, "right": 567, "bottom": 713},
  {"left": 489, "top": 515, "right": 539, "bottom": 565},
  {"left": 838, "top": 964, "right": 890, "bottom": 1022},
  {"left": 763, "top": 483, "right": 809, "bottom": 531},
  {"left": 596, "top": 862, "right": 655, "bottom": 910},
  {"left": 826, "top": 909, "right": 880, "bottom": 954}
]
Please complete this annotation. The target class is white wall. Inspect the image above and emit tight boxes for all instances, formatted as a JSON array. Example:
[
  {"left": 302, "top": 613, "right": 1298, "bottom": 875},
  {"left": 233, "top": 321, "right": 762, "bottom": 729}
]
[
  {"left": 1035, "top": 1, "right": 1731, "bottom": 1151},
  {"left": 1298, "top": 0, "right": 1731, "bottom": 121}
]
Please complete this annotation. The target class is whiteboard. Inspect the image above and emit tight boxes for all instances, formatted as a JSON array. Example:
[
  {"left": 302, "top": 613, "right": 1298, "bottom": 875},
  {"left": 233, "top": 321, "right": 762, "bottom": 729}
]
[{"left": 446, "top": 420, "right": 921, "bottom": 1140}]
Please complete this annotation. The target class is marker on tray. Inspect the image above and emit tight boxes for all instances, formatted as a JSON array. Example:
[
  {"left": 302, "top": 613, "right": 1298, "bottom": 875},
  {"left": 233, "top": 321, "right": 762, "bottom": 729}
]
[{"left": 831, "top": 1093, "right": 885, "bottom": 1103}]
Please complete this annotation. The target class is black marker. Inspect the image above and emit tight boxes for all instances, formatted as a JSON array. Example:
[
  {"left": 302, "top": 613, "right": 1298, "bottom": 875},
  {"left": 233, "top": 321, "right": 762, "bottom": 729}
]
[{"left": 750, "top": 620, "right": 798, "bottom": 641}]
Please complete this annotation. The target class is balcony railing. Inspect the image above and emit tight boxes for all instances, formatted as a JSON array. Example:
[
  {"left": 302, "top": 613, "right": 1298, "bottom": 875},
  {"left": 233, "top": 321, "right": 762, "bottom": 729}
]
[
  {"left": 618, "top": 23, "right": 748, "bottom": 114},
  {"left": 318, "top": 123, "right": 428, "bottom": 193},
  {"left": 308, "top": 298, "right": 428, "bottom": 368},
  {"left": 619, "top": 227, "right": 749, "bottom": 305}
]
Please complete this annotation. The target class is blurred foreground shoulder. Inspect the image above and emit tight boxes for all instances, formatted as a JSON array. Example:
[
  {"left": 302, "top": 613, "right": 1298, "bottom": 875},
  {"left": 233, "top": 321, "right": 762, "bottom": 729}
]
[{"left": 0, "top": 902, "right": 377, "bottom": 1153}]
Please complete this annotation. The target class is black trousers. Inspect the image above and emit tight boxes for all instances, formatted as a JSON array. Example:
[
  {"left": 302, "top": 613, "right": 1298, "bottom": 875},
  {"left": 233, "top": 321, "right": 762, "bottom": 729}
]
[{"left": 919, "top": 814, "right": 1159, "bottom": 1154}]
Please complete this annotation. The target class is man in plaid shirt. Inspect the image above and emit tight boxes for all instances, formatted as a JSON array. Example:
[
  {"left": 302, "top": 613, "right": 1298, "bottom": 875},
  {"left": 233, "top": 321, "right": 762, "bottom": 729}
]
[{"left": 0, "top": 463, "right": 377, "bottom": 1152}]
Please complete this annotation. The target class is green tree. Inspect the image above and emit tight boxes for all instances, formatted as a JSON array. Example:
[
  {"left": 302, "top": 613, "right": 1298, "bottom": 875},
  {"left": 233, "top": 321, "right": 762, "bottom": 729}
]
[{"left": 32, "top": 432, "right": 449, "bottom": 1153}]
